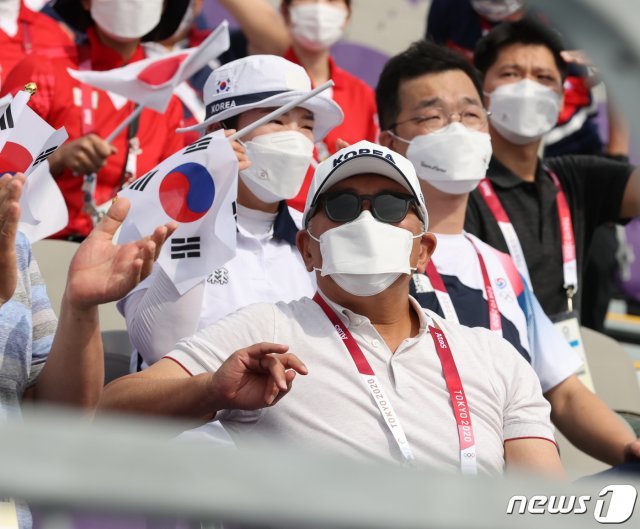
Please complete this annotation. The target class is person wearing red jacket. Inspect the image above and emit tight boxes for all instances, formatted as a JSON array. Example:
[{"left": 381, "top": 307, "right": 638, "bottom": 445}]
[
  {"left": 279, "top": 0, "right": 378, "bottom": 211},
  {"left": 0, "top": 0, "right": 75, "bottom": 90},
  {"left": 1, "top": 0, "right": 189, "bottom": 240}
]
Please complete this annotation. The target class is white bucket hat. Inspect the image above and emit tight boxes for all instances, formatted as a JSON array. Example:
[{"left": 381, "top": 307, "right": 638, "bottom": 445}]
[
  {"left": 178, "top": 54, "right": 344, "bottom": 140},
  {"left": 303, "top": 140, "right": 429, "bottom": 228}
]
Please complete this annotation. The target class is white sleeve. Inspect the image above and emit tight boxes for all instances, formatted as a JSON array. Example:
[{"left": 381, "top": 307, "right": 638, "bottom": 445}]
[
  {"left": 121, "top": 267, "right": 205, "bottom": 366},
  {"left": 490, "top": 333, "right": 557, "bottom": 444},
  {"left": 522, "top": 280, "right": 583, "bottom": 393}
]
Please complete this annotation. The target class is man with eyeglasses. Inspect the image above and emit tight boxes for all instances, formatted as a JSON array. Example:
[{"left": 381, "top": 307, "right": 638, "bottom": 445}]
[
  {"left": 99, "top": 140, "right": 563, "bottom": 477},
  {"left": 377, "top": 40, "right": 640, "bottom": 469}
]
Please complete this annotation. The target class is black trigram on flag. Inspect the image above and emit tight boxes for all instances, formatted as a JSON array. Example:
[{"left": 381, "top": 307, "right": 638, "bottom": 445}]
[
  {"left": 0, "top": 106, "right": 13, "bottom": 130},
  {"left": 183, "top": 136, "right": 212, "bottom": 154},
  {"left": 129, "top": 170, "right": 157, "bottom": 192},
  {"left": 171, "top": 236, "right": 201, "bottom": 259},
  {"left": 32, "top": 146, "right": 58, "bottom": 167}
]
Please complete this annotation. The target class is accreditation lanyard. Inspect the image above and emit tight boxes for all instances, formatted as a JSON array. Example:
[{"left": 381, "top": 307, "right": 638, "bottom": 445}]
[
  {"left": 77, "top": 50, "right": 101, "bottom": 223},
  {"left": 425, "top": 235, "right": 502, "bottom": 334},
  {"left": 477, "top": 171, "right": 578, "bottom": 311},
  {"left": 313, "top": 292, "right": 478, "bottom": 474}
]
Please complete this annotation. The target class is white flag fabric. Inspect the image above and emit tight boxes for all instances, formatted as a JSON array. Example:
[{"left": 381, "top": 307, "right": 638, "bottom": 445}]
[
  {"left": 0, "top": 92, "right": 69, "bottom": 241},
  {"left": 67, "top": 21, "right": 231, "bottom": 113},
  {"left": 0, "top": 95, "right": 68, "bottom": 177},
  {"left": 18, "top": 160, "right": 68, "bottom": 242},
  {"left": 118, "top": 130, "right": 238, "bottom": 294},
  {"left": 0, "top": 90, "right": 31, "bottom": 151}
]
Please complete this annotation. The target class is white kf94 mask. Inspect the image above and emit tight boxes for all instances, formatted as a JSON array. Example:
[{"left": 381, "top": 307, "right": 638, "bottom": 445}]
[
  {"left": 488, "top": 79, "right": 562, "bottom": 145},
  {"left": 91, "top": 0, "right": 163, "bottom": 41},
  {"left": 309, "top": 210, "right": 423, "bottom": 297},
  {"left": 289, "top": 3, "right": 348, "bottom": 52},
  {"left": 392, "top": 123, "right": 492, "bottom": 194},
  {"left": 239, "top": 131, "right": 314, "bottom": 204}
]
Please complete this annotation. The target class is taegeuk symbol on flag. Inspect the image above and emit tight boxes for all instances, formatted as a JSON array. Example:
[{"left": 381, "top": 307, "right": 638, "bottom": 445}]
[
  {"left": 66, "top": 20, "right": 231, "bottom": 113},
  {"left": 118, "top": 130, "right": 238, "bottom": 294}
]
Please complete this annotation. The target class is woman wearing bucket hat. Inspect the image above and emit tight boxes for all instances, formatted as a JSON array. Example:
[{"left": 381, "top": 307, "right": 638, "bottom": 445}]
[
  {"left": 1, "top": 0, "right": 190, "bottom": 240},
  {"left": 120, "top": 54, "right": 343, "bottom": 371}
]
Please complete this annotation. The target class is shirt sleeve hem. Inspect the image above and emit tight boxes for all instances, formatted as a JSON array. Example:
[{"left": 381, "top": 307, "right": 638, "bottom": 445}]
[
  {"left": 163, "top": 354, "right": 201, "bottom": 376},
  {"left": 504, "top": 435, "right": 558, "bottom": 448}
]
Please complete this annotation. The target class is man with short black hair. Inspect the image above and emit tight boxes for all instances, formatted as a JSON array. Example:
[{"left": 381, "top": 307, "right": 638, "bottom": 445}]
[{"left": 465, "top": 19, "right": 640, "bottom": 321}]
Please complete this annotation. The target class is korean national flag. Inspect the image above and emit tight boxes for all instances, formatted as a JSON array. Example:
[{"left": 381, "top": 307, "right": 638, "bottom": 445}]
[{"left": 118, "top": 130, "right": 238, "bottom": 294}]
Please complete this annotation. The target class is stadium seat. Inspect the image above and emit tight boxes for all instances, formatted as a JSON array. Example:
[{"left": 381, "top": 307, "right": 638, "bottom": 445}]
[{"left": 32, "top": 239, "right": 130, "bottom": 384}]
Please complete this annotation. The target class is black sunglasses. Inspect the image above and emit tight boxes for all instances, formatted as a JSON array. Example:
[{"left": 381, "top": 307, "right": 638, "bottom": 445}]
[{"left": 310, "top": 191, "right": 422, "bottom": 225}]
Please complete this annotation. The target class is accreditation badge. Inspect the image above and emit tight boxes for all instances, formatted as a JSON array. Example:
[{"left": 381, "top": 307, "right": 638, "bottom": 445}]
[
  {"left": 0, "top": 498, "right": 19, "bottom": 529},
  {"left": 552, "top": 311, "right": 596, "bottom": 392}
]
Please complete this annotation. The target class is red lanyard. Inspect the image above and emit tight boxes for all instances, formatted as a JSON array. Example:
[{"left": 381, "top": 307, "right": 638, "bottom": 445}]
[
  {"left": 425, "top": 235, "right": 502, "bottom": 334},
  {"left": 313, "top": 292, "right": 477, "bottom": 474},
  {"left": 477, "top": 170, "right": 577, "bottom": 310}
]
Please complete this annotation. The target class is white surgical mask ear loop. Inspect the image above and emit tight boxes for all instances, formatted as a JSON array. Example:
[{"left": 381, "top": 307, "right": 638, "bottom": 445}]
[
  {"left": 408, "top": 229, "right": 427, "bottom": 273},
  {"left": 385, "top": 129, "right": 411, "bottom": 145},
  {"left": 305, "top": 227, "right": 323, "bottom": 274}
]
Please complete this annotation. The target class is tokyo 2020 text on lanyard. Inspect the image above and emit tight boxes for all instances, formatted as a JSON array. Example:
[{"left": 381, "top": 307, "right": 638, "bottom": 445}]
[
  {"left": 477, "top": 168, "right": 577, "bottom": 312},
  {"left": 313, "top": 292, "right": 477, "bottom": 474}
]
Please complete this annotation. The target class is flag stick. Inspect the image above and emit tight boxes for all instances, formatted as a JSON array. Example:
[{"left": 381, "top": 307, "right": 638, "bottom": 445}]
[
  {"left": 106, "top": 104, "right": 144, "bottom": 144},
  {"left": 228, "top": 80, "right": 335, "bottom": 141}
]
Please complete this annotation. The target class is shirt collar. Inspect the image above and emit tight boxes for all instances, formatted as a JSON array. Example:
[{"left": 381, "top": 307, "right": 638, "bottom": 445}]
[
  {"left": 316, "top": 288, "right": 429, "bottom": 333},
  {"left": 487, "top": 155, "right": 546, "bottom": 189},
  {"left": 87, "top": 26, "right": 145, "bottom": 71},
  {"left": 273, "top": 201, "right": 299, "bottom": 246}
]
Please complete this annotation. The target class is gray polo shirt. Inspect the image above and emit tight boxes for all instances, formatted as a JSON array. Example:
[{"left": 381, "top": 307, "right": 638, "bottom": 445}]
[{"left": 167, "top": 293, "right": 554, "bottom": 475}]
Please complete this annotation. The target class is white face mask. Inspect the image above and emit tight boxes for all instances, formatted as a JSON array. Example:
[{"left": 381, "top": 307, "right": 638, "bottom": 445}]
[
  {"left": 309, "top": 210, "right": 422, "bottom": 297},
  {"left": 289, "top": 3, "right": 348, "bottom": 52},
  {"left": 488, "top": 79, "right": 562, "bottom": 145},
  {"left": 0, "top": 0, "right": 20, "bottom": 38},
  {"left": 91, "top": 0, "right": 163, "bottom": 41},
  {"left": 392, "top": 123, "right": 492, "bottom": 195},
  {"left": 239, "top": 131, "right": 314, "bottom": 204},
  {"left": 470, "top": 0, "right": 526, "bottom": 21}
]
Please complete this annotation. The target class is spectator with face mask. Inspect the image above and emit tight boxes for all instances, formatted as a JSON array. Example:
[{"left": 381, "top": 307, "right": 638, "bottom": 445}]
[
  {"left": 465, "top": 20, "right": 640, "bottom": 336},
  {"left": 280, "top": 0, "right": 378, "bottom": 210},
  {"left": 1, "top": 0, "right": 189, "bottom": 240},
  {"left": 121, "top": 55, "right": 343, "bottom": 371},
  {"left": 378, "top": 40, "right": 640, "bottom": 469},
  {"left": 100, "top": 141, "right": 564, "bottom": 478},
  {"left": 425, "top": 0, "right": 627, "bottom": 159}
]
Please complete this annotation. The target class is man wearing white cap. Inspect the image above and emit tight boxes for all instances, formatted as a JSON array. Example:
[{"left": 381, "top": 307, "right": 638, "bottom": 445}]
[
  {"left": 101, "top": 141, "right": 563, "bottom": 477},
  {"left": 120, "top": 55, "right": 343, "bottom": 372}
]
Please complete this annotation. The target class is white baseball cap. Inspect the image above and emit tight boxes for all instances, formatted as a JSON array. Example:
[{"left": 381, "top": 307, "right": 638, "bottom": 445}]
[
  {"left": 303, "top": 140, "right": 429, "bottom": 228},
  {"left": 178, "top": 54, "right": 344, "bottom": 140}
]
